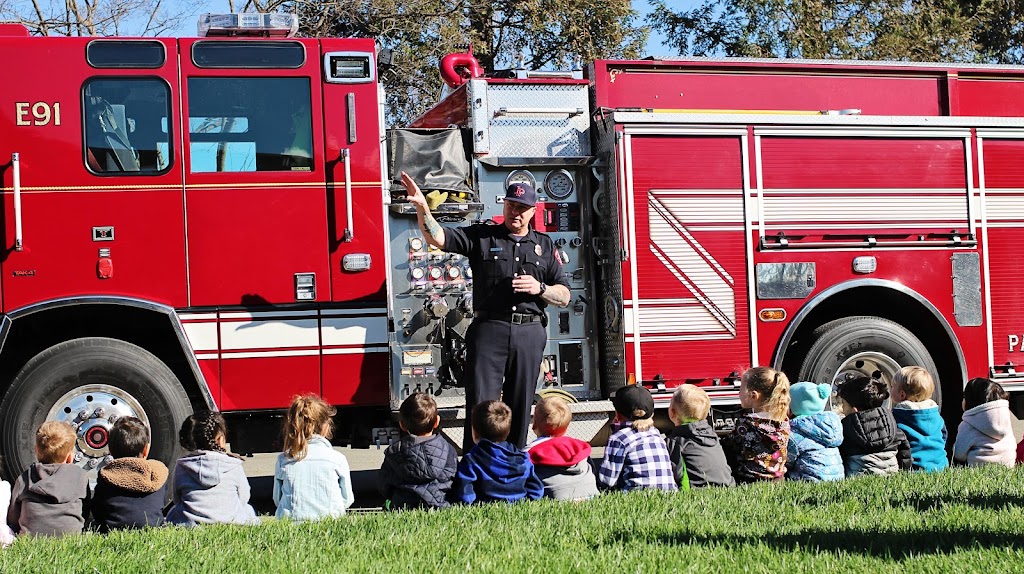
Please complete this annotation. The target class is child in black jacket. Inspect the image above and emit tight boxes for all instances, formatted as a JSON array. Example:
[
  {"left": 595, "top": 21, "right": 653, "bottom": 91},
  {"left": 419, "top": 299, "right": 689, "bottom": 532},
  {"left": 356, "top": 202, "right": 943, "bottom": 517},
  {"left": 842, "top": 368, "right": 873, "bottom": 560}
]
[
  {"left": 379, "top": 393, "right": 458, "bottom": 510},
  {"left": 91, "top": 417, "right": 168, "bottom": 532},
  {"left": 836, "top": 377, "right": 913, "bottom": 477}
]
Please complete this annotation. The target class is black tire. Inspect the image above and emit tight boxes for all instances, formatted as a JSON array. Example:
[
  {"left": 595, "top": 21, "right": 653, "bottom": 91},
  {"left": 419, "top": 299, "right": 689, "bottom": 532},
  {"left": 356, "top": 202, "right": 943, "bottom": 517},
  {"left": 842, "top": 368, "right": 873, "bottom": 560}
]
[
  {"left": 798, "top": 316, "right": 941, "bottom": 406},
  {"left": 0, "top": 337, "right": 193, "bottom": 480}
]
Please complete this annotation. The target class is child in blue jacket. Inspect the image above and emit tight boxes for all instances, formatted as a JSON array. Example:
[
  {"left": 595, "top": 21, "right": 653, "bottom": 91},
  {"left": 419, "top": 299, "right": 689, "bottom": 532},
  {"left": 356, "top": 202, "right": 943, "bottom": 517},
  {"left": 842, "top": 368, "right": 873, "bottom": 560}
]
[
  {"left": 891, "top": 366, "right": 948, "bottom": 472},
  {"left": 786, "top": 382, "right": 844, "bottom": 482},
  {"left": 274, "top": 394, "right": 354, "bottom": 521},
  {"left": 454, "top": 401, "right": 544, "bottom": 504}
]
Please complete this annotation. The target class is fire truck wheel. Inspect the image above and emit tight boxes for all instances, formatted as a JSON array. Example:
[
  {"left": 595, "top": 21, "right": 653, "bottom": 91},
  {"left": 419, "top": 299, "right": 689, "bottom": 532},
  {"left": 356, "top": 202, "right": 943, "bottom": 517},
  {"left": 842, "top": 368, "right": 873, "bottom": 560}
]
[
  {"left": 798, "top": 316, "right": 941, "bottom": 407},
  {"left": 0, "top": 337, "right": 193, "bottom": 481}
]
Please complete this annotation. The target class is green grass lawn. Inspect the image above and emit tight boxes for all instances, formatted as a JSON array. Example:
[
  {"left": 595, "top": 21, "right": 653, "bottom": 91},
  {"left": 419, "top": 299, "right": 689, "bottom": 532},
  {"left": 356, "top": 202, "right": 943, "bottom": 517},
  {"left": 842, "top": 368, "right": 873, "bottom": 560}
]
[{"left": 4, "top": 466, "right": 1024, "bottom": 573}]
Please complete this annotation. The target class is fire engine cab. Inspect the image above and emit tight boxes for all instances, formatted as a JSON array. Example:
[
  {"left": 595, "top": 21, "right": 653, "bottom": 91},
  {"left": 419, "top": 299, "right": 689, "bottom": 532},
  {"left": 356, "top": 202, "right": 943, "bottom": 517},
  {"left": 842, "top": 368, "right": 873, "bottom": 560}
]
[{"left": 4, "top": 14, "right": 1024, "bottom": 477}]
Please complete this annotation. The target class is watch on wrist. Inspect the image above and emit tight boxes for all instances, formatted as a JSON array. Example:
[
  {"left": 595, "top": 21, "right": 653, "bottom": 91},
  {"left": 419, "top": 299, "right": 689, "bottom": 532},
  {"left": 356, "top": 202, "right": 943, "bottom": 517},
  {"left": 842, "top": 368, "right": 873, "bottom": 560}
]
[{"left": 538, "top": 282, "right": 547, "bottom": 295}]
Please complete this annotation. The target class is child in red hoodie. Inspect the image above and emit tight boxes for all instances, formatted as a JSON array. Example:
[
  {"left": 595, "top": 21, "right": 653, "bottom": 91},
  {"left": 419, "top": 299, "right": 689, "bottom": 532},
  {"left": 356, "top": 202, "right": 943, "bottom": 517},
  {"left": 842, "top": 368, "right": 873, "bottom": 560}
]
[{"left": 525, "top": 397, "right": 599, "bottom": 501}]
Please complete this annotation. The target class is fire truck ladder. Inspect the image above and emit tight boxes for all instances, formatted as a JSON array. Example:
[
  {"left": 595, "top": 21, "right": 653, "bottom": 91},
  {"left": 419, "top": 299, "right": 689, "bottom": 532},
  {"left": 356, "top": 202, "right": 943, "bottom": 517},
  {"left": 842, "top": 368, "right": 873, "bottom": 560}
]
[{"left": 647, "top": 193, "right": 737, "bottom": 336}]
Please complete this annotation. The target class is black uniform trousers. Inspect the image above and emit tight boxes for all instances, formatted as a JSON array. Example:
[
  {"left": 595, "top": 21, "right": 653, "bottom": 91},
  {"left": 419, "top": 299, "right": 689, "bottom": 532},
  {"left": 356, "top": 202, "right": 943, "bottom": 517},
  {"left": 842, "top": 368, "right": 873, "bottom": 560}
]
[{"left": 463, "top": 318, "right": 546, "bottom": 451}]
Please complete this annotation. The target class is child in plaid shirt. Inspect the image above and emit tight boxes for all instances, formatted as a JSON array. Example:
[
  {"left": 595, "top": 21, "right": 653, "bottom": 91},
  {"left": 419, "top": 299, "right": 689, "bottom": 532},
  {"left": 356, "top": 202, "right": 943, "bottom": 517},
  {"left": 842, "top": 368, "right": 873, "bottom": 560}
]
[{"left": 597, "top": 385, "right": 677, "bottom": 492}]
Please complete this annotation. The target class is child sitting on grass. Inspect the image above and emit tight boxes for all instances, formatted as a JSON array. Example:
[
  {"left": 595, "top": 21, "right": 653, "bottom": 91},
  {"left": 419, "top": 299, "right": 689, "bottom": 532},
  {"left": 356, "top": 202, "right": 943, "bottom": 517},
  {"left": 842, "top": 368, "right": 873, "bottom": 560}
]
[
  {"left": 166, "top": 411, "right": 259, "bottom": 526},
  {"left": 7, "top": 421, "right": 89, "bottom": 537},
  {"left": 665, "top": 385, "right": 734, "bottom": 488},
  {"left": 953, "top": 378, "right": 1016, "bottom": 468},
  {"left": 525, "top": 396, "right": 599, "bottom": 500},
  {"left": 91, "top": 417, "right": 168, "bottom": 532},
  {"left": 274, "top": 394, "right": 354, "bottom": 521},
  {"left": 454, "top": 400, "right": 544, "bottom": 504},
  {"left": 836, "top": 376, "right": 912, "bottom": 477},
  {"left": 890, "top": 366, "right": 948, "bottom": 472},
  {"left": 721, "top": 367, "right": 791, "bottom": 484},
  {"left": 379, "top": 393, "right": 457, "bottom": 510},
  {"left": 598, "top": 385, "right": 677, "bottom": 492},
  {"left": 786, "top": 382, "right": 844, "bottom": 482}
]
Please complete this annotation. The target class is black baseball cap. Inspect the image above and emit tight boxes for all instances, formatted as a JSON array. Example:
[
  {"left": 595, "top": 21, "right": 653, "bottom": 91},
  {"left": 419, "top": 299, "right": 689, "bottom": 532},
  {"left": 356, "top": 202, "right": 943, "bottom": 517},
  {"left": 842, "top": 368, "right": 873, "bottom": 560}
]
[
  {"left": 612, "top": 384, "right": 655, "bottom": 420},
  {"left": 504, "top": 182, "right": 537, "bottom": 207}
]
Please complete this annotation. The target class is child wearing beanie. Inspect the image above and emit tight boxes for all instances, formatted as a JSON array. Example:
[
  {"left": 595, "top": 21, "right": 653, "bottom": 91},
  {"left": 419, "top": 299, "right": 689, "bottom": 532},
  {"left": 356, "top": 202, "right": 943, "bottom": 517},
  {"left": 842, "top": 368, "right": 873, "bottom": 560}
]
[{"left": 786, "top": 382, "right": 845, "bottom": 482}]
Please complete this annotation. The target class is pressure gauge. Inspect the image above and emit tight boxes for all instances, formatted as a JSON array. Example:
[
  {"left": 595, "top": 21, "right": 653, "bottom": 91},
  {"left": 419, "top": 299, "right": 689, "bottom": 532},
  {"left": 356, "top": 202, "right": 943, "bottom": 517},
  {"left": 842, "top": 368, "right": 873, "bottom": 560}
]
[
  {"left": 544, "top": 169, "right": 574, "bottom": 200},
  {"left": 410, "top": 267, "right": 426, "bottom": 281},
  {"left": 447, "top": 266, "right": 462, "bottom": 280},
  {"left": 428, "top": 266, "right": 444, "bottom": 281},
  {"left": 505, "top": 170, "right": 536, "bottom": 191},
  {"left": 408, "top": 237, "right": 424, "bottom": 252}
]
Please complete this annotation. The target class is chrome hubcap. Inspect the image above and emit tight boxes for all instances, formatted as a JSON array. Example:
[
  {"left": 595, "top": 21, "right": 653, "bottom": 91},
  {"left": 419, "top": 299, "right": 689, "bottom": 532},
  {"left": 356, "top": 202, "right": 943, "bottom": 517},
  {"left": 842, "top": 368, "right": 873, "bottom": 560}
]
[
  {"left": 46, "top": 385, "right": 149, "bottom": 471},
  {"left": 830, "top": 352, "right": 903, "bottom": 387}
]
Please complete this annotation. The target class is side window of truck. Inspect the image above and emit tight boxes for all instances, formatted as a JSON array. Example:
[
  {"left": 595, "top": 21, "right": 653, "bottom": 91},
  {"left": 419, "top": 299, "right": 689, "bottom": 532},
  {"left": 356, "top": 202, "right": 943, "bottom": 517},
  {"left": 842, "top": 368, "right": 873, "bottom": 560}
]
[
  {"left": 186, "top": 77, "right": 313, "bottom": 173},
  {"left": 82, "top": 78, "right": 172, "bottom": 174}
]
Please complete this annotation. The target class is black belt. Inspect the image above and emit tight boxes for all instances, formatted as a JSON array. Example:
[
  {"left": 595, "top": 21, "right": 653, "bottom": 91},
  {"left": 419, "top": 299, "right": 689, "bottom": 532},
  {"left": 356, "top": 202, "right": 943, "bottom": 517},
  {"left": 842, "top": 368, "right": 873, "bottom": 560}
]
[{"left": 475, "top": 310, "right": 543, "bottom": 324}]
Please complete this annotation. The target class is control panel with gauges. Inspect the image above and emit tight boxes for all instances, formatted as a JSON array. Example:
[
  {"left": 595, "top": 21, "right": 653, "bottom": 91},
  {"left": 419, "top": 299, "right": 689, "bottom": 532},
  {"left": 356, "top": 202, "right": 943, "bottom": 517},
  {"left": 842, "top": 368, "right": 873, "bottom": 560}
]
[{"left": 386, "top": 78, "right": 599, "bottom": 410}]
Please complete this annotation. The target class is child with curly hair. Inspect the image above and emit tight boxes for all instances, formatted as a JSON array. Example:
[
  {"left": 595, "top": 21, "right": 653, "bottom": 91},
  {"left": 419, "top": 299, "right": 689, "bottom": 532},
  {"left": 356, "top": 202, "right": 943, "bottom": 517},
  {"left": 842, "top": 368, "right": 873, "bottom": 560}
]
[{"left": 166, "top": 411, "right": 258, "bottom": 526}]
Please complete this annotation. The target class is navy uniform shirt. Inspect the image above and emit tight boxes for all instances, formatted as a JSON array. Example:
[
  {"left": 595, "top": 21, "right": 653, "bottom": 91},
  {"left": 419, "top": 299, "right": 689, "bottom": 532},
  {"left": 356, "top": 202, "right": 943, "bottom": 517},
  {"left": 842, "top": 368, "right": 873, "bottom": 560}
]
[{"left": 444, "top": 223, "right": 569, "bottom": 316}]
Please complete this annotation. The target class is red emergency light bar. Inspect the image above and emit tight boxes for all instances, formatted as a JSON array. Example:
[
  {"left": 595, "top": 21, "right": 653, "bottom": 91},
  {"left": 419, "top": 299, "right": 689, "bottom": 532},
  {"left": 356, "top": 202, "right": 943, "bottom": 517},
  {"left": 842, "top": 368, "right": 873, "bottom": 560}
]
[
  {"left": 0, "top": 22, "right": 30, "bottom": 36},
  {"left": 197, "top": 13, "right": 298, "bottom": 37}
]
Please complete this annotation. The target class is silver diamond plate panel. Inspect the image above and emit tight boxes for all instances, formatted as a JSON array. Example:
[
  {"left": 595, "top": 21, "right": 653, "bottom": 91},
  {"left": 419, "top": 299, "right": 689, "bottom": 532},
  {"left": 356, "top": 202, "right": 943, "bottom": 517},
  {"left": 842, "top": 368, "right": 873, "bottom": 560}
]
[
  {"left": 952, "top": 252, "right": 982, "bottom": 327},
  {"left": 438, "top": 422, "right": 466, "bottom": 452},
  {"left": 564, "top": 411, "right": 612, "bottom": 444},
  {"left": 469, "top": 79, "right": 490, "bottom": 155},
  {"left": 485, "top": 84, "right": 591, "bottom": 158}
]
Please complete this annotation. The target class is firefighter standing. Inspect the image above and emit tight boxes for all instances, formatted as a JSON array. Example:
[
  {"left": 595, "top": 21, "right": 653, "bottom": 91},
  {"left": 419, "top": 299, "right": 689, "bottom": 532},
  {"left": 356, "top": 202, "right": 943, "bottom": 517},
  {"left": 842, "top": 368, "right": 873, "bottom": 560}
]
[{"left": 401, "top": 172, "right": 571, "bottom": 450}]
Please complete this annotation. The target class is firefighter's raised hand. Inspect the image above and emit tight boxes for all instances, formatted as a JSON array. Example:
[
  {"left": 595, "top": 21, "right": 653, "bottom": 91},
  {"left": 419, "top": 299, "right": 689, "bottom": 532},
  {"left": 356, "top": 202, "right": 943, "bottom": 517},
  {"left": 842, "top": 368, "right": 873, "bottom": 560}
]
[{"left": 401, "top": 171, "right": 428, "bottom": 212}]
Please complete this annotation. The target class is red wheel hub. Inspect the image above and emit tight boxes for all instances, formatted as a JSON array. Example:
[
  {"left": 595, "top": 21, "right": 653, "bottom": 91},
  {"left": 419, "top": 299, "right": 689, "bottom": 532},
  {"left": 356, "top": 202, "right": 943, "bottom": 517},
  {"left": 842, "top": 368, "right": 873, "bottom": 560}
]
[{"left": 85, "top": 425, "right": 108, "bottom": 449}]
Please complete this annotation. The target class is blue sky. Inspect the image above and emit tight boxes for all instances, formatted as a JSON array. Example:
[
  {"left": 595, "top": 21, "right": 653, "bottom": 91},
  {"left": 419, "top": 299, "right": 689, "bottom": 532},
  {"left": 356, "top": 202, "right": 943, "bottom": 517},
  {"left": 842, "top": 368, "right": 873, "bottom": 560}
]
[
  {"left": 640, "top": 0, "right": 699, "bottom": 57},
  {"left": 163, "top": 0, "right": 699, "bottom": 57}
]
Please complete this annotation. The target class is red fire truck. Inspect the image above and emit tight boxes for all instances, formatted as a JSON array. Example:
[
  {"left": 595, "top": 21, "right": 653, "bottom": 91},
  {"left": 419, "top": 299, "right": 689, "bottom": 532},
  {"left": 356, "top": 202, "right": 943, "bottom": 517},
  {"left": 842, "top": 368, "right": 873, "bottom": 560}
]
[{"left": 3, "top": 14, "right": 1024, "bottom": 477}]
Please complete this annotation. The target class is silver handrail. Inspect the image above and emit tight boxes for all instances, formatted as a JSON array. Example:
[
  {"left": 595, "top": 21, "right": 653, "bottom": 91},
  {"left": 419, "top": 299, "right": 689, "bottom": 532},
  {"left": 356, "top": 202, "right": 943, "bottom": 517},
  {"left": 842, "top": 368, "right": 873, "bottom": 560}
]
[
  {"left": 12, "top": 153, "right": 23, "bottom": 251},
  {"left": 342, "top": 148, "right": 353, "bottom": 242},
  {"left": 493, "top": 107, "right": 584, "bottom": 118}
]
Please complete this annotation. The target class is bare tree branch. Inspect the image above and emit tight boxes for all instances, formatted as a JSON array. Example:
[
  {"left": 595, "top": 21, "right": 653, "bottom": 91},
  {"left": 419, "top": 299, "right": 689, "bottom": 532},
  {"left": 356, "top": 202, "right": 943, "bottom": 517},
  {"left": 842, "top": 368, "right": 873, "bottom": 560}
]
[{"left": 3, "top": 0, "right": 207, "bottom": 36}]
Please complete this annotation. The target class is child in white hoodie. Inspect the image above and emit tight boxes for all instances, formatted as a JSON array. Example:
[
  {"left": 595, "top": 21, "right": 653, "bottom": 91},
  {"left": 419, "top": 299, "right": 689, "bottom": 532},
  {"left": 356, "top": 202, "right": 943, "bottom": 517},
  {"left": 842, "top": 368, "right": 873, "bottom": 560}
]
[
  {"left": 0, "top": 475, "right": 14, "bottom": 547},
  {"left": 953, "top": 378, "right": 1016, "bottom": 468}
]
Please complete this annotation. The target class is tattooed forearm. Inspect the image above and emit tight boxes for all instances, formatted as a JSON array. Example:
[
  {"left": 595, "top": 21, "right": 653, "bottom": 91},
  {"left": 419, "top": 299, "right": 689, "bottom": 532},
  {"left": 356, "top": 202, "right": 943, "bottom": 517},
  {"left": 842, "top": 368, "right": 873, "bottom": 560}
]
[
  {"left": 542, "top": 284, "right": 571, "bottom": 308},
  {"left": 417, "top": 209, "right": 446, "bottom": 248}
]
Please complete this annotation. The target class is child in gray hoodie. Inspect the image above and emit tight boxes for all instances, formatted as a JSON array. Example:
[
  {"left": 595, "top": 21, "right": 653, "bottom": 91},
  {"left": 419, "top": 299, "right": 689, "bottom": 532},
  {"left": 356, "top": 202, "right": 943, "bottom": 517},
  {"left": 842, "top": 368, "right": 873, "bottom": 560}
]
[
  {"left": 166, "top": 412, "right": 258, "bottom": 526},
  {"left": 525, "top": 397, "right": 599, "bottom": 501},
  {"left": 7, "top": 421, "right": 90, "bottom": 537},
  {"left": 665, "top": 385, "right": 734, "bottom": 488}
]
